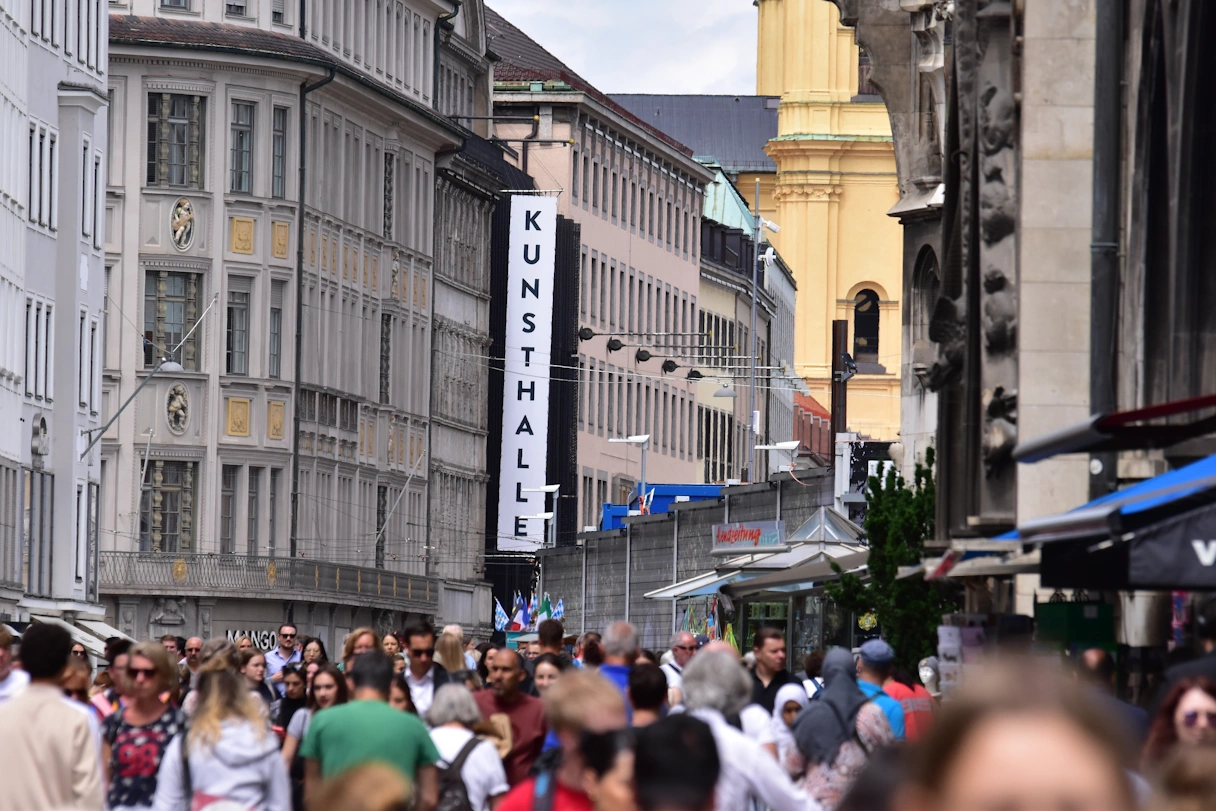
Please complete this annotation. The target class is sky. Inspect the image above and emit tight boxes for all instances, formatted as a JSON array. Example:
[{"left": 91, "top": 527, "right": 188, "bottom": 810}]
[{"left": 485, "top": 0, "right": 759, "bottom": 95}]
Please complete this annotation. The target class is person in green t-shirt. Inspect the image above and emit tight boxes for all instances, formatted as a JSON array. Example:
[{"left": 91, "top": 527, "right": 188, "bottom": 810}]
[{"left": 301, "top": 649, "right": 440, "bottom": 810}]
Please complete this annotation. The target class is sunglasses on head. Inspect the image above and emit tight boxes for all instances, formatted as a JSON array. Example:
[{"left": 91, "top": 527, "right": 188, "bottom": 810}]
[{"left": 1183, "top": 710, "right": 1216, "bottom": 728}]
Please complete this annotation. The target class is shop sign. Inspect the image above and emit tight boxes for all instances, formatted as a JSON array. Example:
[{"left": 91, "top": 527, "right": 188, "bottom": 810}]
[
  {"left": 226, "top": 629, "right": 279, "bottom": 650},
  {"left": 711, "top": 520, "right": 788, "bottom": 555},
  {"left": 496, "top": 196, "right": 557, "bottom": 552}
]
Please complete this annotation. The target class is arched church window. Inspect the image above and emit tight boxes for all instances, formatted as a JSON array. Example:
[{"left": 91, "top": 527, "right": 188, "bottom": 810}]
[{"left": 854, "top": 289, "right": 880, "bottom": 364}]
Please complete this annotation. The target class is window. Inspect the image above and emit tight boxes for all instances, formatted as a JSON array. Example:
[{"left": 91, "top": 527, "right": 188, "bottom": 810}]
[
  {"left": 271, "top": 107, "right": 287, "bottom": 198},
  {"left": 230, "top": 101, "right": 254, "bottom": 193},
  {"left": 268, "top": 469, "right": 280, "bottom": 556},
  {"left": 853, "top": 289, "right": 880, "bottom": 364},
  {"left": 269, "top": 280, "right": 284, "bottom": 378},
  {"left": 147, "top": 93, "right": 206, "bottom": 188},
  {"left": 161, "top": 0, "right": 189, "bottom": 7},
  {"left": 24, "top": 471, "right": 54, "bottom": 597},
  {"left": 225, "top": 283, "right": 249, "bottom": 375},
  {"left": 248, "top": 468, "right": 261, "bottom": 555},
  {"left": 24, "top": 298, "right": 53, "bottom": 400},
  {"left": 139, "top": 461, "right": 195, "bottom": 552},
  {"left": 220, "top": 465, "right": 237, "bottom": 554},
  {"left": 145, "top": 271, "right": 200, "bottom": 369},
  {"left": 379, "top": 313, "right": 391, "bottom": 403},
  {"left": 26, "top": 123, "right": 56, "bottom": 229},
  {"left": 272, "top": 0, "right": 285, "bottom": 21},
  {"left": 226, "top": 0, "right": 247, "bottom": 15}
]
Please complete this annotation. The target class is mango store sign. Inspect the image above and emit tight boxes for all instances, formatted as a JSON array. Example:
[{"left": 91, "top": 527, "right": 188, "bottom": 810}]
[
  {"left": 497, "top": 196, "right": 557, "bottom": 552},
  {"left": 711, "top": 520, "right": 788, "bottom": 556},
  {"left": 226, "top": 629, "right": 279, "bottom": 650}
]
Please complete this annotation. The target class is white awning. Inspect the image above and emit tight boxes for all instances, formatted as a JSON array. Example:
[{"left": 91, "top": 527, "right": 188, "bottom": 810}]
[
  {"left": 722, "top": 547, "right": 870, "bottom": 594},
  {"left": 30, "top": 615, "right": 108, "bottom": 658},
  {"left": 644, "top": 570, "right": 746, "bottom": 601},
  {"left": 77, "top": 618, "right": 136, "bottom": 644}
]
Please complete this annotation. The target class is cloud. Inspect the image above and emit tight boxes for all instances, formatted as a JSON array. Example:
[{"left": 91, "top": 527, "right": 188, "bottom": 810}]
[{"left": 486, "top": 0, "right": 758, "bottom": 94}]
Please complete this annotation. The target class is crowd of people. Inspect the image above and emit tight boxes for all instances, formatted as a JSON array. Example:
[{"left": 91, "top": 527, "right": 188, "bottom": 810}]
[{"left": 5, "top": 610, "right": 1216, "bottom": 811}]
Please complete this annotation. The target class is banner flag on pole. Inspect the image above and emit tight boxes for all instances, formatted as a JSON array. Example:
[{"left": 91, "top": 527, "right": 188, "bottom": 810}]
[{"left": 494, "top": 599, "right": 510, "bottom": 632}]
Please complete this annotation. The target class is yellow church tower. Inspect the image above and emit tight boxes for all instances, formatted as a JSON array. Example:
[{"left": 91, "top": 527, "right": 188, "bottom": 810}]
[{"left": 754, "top": 0, "right": 903, "bottom": 441}]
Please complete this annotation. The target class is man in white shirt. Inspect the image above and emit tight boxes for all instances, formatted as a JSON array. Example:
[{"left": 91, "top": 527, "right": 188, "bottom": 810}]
[
  {"left": 404, "top": 622, "right": 454, "bottom": 717},
  {"left": 0, "top": 626, "right": 29, "bottom": 704},
  {"left": 661, "top": 631, "right": 697, "bottom": 706},
  {"left": 265, "top": 624, "right": 303, "bottom": 697},
  {"left": 683, "top": 650, "right": 809, "bottom": 811}
]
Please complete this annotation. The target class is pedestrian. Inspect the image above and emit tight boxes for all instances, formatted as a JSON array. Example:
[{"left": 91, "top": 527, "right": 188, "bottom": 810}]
[
  {"left": 474, "top": 648, "right": 547, "bottom": 787},
  {"left": 764, "top": 683, "right": 809, "bottom": 780},
  {"left": 436, "top": 631, "right": 467, "bottom": 676},
  {"left": 628, "top": 663, "right": 668, "bottom": 728},
  {"left": 537, "top": 620, "right": 573, "bottom": 667},
  {"left": 241, "top": 647, "right": 277, "bottom": 713},
  {"left": 152, "top": 654, "right": 291, "bottom": 811},
  {"left": 793, "top": 647, "right": 895, "bottom": 811},
  {"left": 599, "top": 622, "right": 638, "bottom": 705},
  {"left": 281, "top": 663, "right": 347, "bottom": 809},
  {"left": 237, "top": 635, "right": 255, "bottom": 653},
  {"left": 577, "top": 633, "right": 603, "bottom": 669},
  {"left": 883, "top": 668, "right": 936, "bottom": 742},
  {"left": 855, "top": 639, "right": 906, "bottom": 740},
  {"left": 390, "top": 672, "right": 419, "bottom": 714},
  {"left": 93, "top": 638, "right": 132, "bottom": 718},
  {"left": 100, "top": 641, "right": 182, "bottom": 811},
  {"left": 1145, "top": 744, "right": 1216, "bottom": 811},
  {"left": 0, "top": 622, "right": 104, "bottom": 811},
  {"left": 1155, "top": 599, "right": 1216, "bottom": 711},
  {"left": 182, "top": 636, "right": 204, "bottom": 689},
  {"left": 0, "top": 626, "right": 29, "bottom": 704},
  {"left": 661, "top": 632, "right": 697, "bottom": 707},
  {"left": 633, "top": 715, "right": 719, "bottom": 811},
  {"left": 442, "top": 624, "right": 480, "bottom": 671},
  {"left": 277, "top": 666, "right": 308, "bottom": 729},
  {"left": 339, "top": 627, "right": 381, "bottom": 672},
  {"left": 682, "top": 649, "right": 807, "bottom": 811},
  {"left": 477, "top": 643, "right": 498, "bottom": 683},
  {"left": 750, "top": 627, "right": 796, "bottom": 713},
  {"left": 181, "top": 638, "right": 241, "bottom": 717},
  {"left": 497, "top": 669, "right": 627, "bottom": 811},
  {"left": 393, "top": 653, "right": 407, "bottom": 675},
  {"left": 533, "top": 652, "right": 566, "bottom": 695},
  {"left": 304, "top": 763, "right": 412, "bottom": 811},
  {"left": 300, "top": 650, "right": 439, "bottom": 809},
  {"left": 159, "top": 635, "right": 180, "bottom": 659},
  {"left": 1143, "top": 678, "right": 1216, "bottom": 770},
  {"left": 579, "top": 727, "right": 635, "bottom": 811},
  {"left": 892, "top": 663, "right": 1135, "bottom": 811},
  {"left": 802, "top": 650, "right": 825, "bottom": 698},
  {"left": 382, "top": 632, "right": 402, "bottom": 658},
  {"left": 266, "top": 624, "right": 303, "bottom": 698},
  {"left": 63, "top": 654, "right": 95, "bottom": 708},
  {"left": 1077, "top": 648, "right": 1149, "bottom": 749},
  {"left": 427, "top": 684, "right": 510, "bottom": 811},
  {"left": 404, "top": 622, "right": 456, "bottom": 717},
  {"left": 301, "top": 637, "right": 328, "bottom": 666}
]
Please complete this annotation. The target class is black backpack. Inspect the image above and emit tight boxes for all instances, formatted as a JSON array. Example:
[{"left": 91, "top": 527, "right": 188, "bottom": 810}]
[{"left": 436, "top": 737, "right": 482, "bottom": 811}]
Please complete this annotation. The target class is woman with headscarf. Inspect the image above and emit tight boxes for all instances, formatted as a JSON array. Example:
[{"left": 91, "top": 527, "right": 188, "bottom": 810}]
[
  {"left": 764, "top": 683, "right": 809, "bottom": 781},
  {"left": 793, "top": 647, "right": 894, "bottom": 811}
]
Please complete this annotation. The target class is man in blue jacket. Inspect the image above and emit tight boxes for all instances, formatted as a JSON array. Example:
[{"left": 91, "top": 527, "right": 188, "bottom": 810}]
[{"left": 855, "top": 639, "right": 906, "bottom": 740}]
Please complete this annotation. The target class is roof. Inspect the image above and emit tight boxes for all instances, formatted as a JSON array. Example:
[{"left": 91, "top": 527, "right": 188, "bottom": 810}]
[
  {"left": 701, "top": 161, "right": 756, "bottom": 232},
  {"left": 610, "top": 95, "right": 779, "bottom": 174},
  {"left": 795, "top": 392, "right": 831, "bottom": 421},
  {"left": 483, "top": 7, "right": 696, "bottom": 159}
]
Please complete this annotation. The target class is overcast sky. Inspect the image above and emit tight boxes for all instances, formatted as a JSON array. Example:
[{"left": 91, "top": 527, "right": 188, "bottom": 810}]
[{"left": 485, "top": 0, "right": 759, "bottom": 95}]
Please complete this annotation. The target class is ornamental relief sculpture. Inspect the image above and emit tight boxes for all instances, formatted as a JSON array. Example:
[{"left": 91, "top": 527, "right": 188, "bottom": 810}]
[
  {"left": 166, "top": 383, "right": 190, "bottom": 434},
  {"left": 171, "top": 198, "right": 195, "bottom": 251}
]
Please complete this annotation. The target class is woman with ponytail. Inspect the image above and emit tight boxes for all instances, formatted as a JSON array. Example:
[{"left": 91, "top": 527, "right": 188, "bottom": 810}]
[{"left": 153, "top": 648, "right": 290, "bottom": 810}]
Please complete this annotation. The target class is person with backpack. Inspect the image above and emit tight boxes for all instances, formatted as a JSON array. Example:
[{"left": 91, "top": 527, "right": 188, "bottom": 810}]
[
  {"left": 427, "top": 684, "right": 509, "bottom": 811},
  {"left": 151, "top": 651, "right": 291, "bottom": 811}
]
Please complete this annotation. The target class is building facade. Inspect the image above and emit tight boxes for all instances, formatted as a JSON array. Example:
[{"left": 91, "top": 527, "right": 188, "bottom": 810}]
[
  {"left": 0, "top": 0, "right": 109, "bottom": 627},
  {"left": 484, "top": 8, "right": 715, "bottom": 534},
  {"left": 100, "top": 0, "right": 490, "bottom": 647}
]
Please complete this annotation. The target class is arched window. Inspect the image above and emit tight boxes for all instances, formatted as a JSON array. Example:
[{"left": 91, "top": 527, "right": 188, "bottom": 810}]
[{"left": 853, "top": 289, "right": 880, "bottom": 364}]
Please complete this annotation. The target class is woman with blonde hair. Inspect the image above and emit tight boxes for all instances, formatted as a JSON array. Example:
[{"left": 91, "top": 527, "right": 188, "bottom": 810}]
[
  {"left": 339, "top": 627, "right": 381, "bottom": 671},
  {"left": 102, "top": 641, "right": 184, "bottom": 811},
  {"left": 152, "top": 654, "right": 290, "bottom": 810},
  {"left": 435, "top": 632, "right": 466, "bottom": 676}
]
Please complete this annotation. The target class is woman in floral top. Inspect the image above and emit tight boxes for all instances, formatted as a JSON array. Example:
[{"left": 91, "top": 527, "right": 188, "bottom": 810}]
[
  {"left": 101, "top": 642, "right": 184, "bottom": 811},
  {"left": 793, "top": 647, "right": 894, "bottom": 811}
]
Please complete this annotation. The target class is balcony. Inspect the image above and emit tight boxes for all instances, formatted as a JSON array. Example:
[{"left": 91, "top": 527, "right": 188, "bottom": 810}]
[{"left": 98, "top": 552, "right": 439, "bottom": 613}]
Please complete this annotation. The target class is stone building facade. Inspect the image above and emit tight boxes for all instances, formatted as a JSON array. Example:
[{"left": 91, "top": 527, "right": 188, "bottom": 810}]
[
  {"left": 0, "top": 0, "right": 109, "bottom": 625},
  {"left": 99, "top": 0, "right": 491, "bottom": 646}
]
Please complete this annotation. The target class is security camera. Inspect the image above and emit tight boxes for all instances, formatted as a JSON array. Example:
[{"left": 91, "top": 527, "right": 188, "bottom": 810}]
[
  {"left": 763, "top": 219, "right": 780, "bottom": 233},
  {"left": 763, "top": 247, "right": 776, "bottom": 266}
]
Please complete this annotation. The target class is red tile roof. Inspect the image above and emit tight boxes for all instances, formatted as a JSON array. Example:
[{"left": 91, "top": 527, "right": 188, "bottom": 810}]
[
  {"left": 110, "top": 14, "right": 329, "bottom": 60},
  {"left": 795, "top": 391, "right": 832, "bottom": 420},
  {"left": 484, "top": 6, "right": 696, "bottom": 159}
]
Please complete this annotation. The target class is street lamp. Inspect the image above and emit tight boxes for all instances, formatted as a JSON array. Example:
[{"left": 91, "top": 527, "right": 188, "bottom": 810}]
[
  {"left": 608, "top": 434, "right": 650, "bottom": 513},
  {"left": 80, "top": 357, "right": 185, "bottom": 460},
  {"left": 750, "top": 185, "right": 780, "bottom": 483},
  {"left": 755, "top": 440, "right": 801, "bottom": 474},
  {"left": 521, "top": 484, "right": 560, "bottom": 548},
  {"left": 518, "top": 511, "right": 555, "bottom": 599}
]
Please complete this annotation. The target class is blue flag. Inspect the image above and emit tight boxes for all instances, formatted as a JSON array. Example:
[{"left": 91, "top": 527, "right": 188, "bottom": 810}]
[
  {"left": 494, "top": 598, "right": 510, "bottom": 632},
  {"left": 553, "top": 598, "right": 564, "bottom": 620}
]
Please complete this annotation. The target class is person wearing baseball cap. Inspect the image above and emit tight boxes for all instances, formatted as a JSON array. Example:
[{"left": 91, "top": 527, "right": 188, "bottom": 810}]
[{"left": 856, "top": 639, "right": 906, "bottom": 740}]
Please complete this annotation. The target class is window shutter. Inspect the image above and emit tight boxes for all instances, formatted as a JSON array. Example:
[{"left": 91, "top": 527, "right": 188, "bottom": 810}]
[{"left": 271, "top": 280, "right": 284, "bottom": 310}]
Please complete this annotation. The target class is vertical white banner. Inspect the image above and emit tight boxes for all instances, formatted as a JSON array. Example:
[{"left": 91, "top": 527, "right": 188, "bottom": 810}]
[{"left": 497, "top": 196, "right": 557, "bottom": 551}]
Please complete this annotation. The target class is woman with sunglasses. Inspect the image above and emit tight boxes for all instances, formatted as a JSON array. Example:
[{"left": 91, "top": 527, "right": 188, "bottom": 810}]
[
  {"left": 100, "top": 641, "right": 183, "bottom": 811},
  {"left": 1143, "top": 677, "right": 1216, "bottom": 770}
]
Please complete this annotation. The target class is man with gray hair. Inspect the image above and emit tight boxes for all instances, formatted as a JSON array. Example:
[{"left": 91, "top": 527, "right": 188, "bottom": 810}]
[
  {"left": 599, "top": 621, "right": 638, "bottom": 706},
  {"left": 682, "top": 650, "right": 807, "bottom": 811},
  {"left": 662, "top": 631, "right": 698, "bottom": 706},
  {"left": 427, "top": 685, "right": 509, "bottom": 811}
]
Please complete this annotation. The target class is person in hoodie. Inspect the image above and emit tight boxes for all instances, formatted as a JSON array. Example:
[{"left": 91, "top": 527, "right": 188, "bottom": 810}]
[{"left": 152, "top": 653, "right": 291, "bottom": 811}]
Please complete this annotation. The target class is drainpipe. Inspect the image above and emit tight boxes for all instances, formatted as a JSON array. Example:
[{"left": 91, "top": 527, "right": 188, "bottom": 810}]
[
  {"left": 1089, "top": 0, "right": 1122, "bottom": 500},
  {"left": 289, "top": 65, "right": 336, "bottom": 561},
  {"left": 433, "top": 1, "right": 461, "bottom": 104},
  {"left": 625, "top": 524, "right": 631, "bottom": 623}
]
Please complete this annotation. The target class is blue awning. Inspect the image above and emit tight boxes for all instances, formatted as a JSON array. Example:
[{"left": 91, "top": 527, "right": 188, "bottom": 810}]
[{"left": 1005, "top": 454, "right": 1216, "bottom": 544}]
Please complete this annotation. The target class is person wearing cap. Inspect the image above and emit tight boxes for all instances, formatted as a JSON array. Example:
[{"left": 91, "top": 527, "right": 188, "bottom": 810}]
[{"left": 855, "top": 639, "right": 906, "bottom": 741}]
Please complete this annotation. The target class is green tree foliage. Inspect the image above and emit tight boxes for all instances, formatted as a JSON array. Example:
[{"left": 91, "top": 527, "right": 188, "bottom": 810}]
[{"left": 825, "top": 448, "right": 959, "bottom": 670}]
